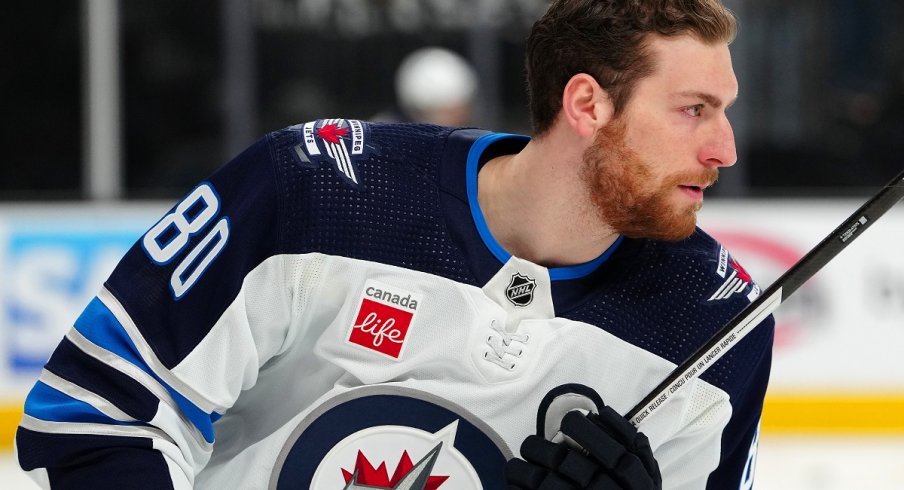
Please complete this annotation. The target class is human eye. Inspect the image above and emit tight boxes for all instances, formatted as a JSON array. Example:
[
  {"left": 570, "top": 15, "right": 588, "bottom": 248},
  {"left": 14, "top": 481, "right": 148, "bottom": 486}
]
[{"left": 683, "top": 104, "right": 704, "bottom": 117}]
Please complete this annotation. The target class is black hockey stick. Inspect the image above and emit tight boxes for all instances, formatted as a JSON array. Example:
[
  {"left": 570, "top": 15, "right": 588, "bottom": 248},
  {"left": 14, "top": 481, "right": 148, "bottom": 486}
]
[{"left": 626, "top": 169, "right": 904, "bottom": 427}]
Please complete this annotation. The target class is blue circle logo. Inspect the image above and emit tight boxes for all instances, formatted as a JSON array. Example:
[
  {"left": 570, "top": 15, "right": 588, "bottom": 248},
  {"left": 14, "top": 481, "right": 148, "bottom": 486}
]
[{"left": 270, "top": 386, "right": 511, "bottom": 489}]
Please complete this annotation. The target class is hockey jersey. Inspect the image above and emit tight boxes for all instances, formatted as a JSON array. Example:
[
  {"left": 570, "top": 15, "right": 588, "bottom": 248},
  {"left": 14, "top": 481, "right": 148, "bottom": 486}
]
[{"left": 16, "top": 120, "right": 774, "bottom": 489}]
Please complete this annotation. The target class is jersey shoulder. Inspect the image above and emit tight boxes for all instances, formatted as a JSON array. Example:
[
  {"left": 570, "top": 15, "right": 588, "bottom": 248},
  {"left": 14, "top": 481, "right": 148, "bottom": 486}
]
[
  {"left": 658, "top": 227, "right": 762, "bottom": 300},
  {"left": 266, "top": 119, "right": 476, "bottom": 281},
  {"left": 567, "top": 228, "right": 774, "bottom": 396},
  {"left": 613, "top": 227, "right": 764, "bottom": 311},
  {"left": 267, "top": 119, "right": 456, "bottom": 190},
  {"left": 646, "top": 228, "right": 774, "bottom": 393}
]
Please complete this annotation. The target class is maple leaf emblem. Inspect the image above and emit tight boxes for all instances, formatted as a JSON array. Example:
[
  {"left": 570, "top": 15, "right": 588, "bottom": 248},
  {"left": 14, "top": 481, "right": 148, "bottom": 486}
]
[
  {"left": 317, "top": 123, "right": 351, "bottom": 144},
  {"left": 729, "top": 258, "right": 751, "bottom": 283},
  {"left": 341, "top": 446, "right": 449, "bottom": 490}
]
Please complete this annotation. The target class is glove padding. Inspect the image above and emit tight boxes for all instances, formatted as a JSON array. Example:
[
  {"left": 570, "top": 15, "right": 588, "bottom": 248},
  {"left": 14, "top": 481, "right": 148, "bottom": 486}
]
[{"left": 506, "top": 405, "right": 662, "bottom": 489}]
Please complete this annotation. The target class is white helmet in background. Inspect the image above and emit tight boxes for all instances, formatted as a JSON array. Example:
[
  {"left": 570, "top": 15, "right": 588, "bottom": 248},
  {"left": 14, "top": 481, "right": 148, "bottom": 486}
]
[{"left": 395, "top": 47, "right": 477, "bottom": 125}]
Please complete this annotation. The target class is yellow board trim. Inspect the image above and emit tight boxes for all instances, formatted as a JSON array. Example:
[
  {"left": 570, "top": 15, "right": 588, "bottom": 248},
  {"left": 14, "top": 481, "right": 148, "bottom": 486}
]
[
  {"left": 762, "top": 393, "right": 904, "bottom": 435},
  {"left": 1, "top": 393, "right": 903, "bottom": 451},
  {"left": 0, "top": 402, "right": 22, "bottom": 451}
]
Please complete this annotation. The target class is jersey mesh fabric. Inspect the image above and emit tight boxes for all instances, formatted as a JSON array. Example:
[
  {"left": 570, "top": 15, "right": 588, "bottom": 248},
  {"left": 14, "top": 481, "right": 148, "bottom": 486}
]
[
  {"left": 267, "top": 120, "right": 771, "bottom": 402},
  {"left": 270, "top": 123, "right": 477, "bottom": 286},
  {"left": 289, "top": 253, "right": 326, "bottom": 324},
  {"left": 685, "top": 381, "right": 729, "bottom": 431},
  {"left": 563, "top": 233, "right": 773, "bottom": 400}
]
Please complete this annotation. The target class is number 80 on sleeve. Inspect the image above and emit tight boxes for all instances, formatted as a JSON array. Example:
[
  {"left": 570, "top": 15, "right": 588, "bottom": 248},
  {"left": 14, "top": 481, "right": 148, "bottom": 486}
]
[{"left": 141, "top": 182, "right": 230, "bottom": 299}]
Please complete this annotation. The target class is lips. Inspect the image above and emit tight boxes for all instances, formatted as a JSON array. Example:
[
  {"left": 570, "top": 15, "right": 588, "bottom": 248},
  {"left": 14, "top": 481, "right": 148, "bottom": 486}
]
[
  {"left": 679, "top": 175, "right": 718, "bottom": 194},
  {"left": 678, "top": 184, "right": 706, "bottom": 201},
  {"left": 679, "top": 182, "right": 711, "bottom": 195},
  {"left": 669, "top": 170, "right": 718, "bottom": 202}
]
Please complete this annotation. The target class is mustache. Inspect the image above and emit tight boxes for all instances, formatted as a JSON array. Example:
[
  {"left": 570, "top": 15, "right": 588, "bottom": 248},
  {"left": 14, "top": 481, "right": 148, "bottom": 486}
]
[{"left": 665, "top": 167, "right": 720, "bottom": 188}]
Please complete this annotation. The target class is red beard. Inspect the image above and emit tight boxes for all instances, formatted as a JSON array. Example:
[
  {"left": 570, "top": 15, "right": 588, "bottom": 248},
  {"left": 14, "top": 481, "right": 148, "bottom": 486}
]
[{"left": 582, "top": 120, "right": 718, "bottom": 241}]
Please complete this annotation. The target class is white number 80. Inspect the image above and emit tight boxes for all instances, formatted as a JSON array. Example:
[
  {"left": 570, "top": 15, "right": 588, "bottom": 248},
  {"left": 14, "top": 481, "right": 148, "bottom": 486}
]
[{"left": 142, "top": 183, "right": 230, "bottom": 299}]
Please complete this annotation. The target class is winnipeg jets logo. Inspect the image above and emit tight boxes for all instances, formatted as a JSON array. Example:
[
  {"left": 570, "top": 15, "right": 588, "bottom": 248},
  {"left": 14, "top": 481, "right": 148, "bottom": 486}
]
[
  {"left": 270, "top": 387, "right": 510, "bottom": 488},
  {"left": 709, "top": 257, "right": 760, "bottom": 302},
  {"left": 310, "top": 420, "right": 482, "bottom": 488},
  {"left": 505, "top": 273, "right": 536, "bottom": 307},
  {"left": 342, "top": 443, "right": 447, "bottom": 490},
  {"left": 292, "top": 118, "right": 369, "bottom": 187},
  {"left": 716, "top": 246, "right": 730, "bottom": 278}
]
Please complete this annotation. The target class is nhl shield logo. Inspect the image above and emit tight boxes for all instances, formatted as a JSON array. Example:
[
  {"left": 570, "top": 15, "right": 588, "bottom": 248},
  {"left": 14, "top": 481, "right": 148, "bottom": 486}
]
[{"left": 505, "top": 273, "right": 536, "bottom": 307}]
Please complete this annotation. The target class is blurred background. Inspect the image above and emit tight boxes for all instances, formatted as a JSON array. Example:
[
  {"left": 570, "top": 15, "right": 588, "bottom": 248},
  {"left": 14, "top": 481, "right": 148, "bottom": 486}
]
[{"left": 2, "top": 0, "right": 904, "bottom": 487}]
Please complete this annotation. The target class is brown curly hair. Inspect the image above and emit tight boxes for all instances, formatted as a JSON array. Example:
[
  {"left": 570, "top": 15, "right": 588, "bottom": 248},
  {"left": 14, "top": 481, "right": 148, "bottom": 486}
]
[{"left": 525, "top": 0, "right": 737, "bottom": 135}]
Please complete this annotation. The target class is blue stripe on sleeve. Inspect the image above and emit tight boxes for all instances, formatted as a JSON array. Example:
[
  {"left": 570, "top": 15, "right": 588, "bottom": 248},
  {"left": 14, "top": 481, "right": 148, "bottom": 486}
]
[
  {"left": 25, "top": 381, "right": 142, "bottom": 426},
  {"left": 72, "top": 297, "right": 218, "bottom": 443}
]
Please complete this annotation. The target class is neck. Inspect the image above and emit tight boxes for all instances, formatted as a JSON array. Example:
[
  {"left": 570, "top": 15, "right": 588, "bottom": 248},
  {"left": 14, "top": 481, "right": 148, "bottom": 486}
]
[{"left": 477, "top": 136, "right": 620, "bottom": 268}]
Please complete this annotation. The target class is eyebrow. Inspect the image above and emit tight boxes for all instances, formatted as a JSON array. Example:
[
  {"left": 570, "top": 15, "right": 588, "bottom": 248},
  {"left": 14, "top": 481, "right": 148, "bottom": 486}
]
[{"left": 676, "top": 91, "right": 737, "bottom": 109}]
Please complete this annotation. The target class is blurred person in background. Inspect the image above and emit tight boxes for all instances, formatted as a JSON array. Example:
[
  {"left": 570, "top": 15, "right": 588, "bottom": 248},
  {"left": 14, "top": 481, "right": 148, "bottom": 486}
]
[
  {"left": 15, "top": 0, "right": 772, "bottom": 489},
  {"left": 374, "top": 46, "right": 478, "bottom": 126}
]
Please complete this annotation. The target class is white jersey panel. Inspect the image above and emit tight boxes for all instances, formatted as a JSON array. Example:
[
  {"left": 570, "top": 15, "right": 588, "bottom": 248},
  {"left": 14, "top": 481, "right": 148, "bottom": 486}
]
[
  {"left": 152, "top": 438, "right": 195, "bottom": 489},
  {"left": 170, "top": 254, "right": 309, "bottom": 409},
  {"left": 655, "top": 381, "right": 731, "bottom": 489},
  {"left": 179, "top": 253, "right": 735, "bottom": 489}
]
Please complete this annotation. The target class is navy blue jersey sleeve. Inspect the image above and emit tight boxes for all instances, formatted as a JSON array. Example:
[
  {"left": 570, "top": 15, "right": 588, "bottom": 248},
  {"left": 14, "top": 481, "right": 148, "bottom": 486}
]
[
  {"left": 16, "top": 133, "right": 285, "bottom": 488},
  {"left": 563, "top": 231, "right": 776, "bottom": 488},
  {"left": 707, "top": 315, "right": 774, "bottom": 490}
]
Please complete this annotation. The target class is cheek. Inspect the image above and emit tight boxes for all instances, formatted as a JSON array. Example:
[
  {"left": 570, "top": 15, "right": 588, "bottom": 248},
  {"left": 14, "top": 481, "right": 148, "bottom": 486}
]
[
  {"left": 629, "top": 123, "right": 696, "bottom": 175},
  {"left": 625, "top": 121, "right": 675, "bottom": 159}
]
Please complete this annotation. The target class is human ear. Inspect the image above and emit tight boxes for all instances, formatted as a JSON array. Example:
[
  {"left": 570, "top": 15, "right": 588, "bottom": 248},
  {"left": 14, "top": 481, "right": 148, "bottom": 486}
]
[{"left": 561, "top": 73, "right": 614, "bottom": 138}]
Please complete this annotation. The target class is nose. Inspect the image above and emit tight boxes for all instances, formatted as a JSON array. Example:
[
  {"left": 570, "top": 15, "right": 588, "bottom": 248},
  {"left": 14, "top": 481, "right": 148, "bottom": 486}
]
[{"left": 699, "top": 116, "right": 737, "bottom": 168}]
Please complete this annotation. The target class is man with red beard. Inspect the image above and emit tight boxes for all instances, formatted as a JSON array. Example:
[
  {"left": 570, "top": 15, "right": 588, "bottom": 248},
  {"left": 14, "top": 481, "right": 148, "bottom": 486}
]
[
  {"left": 490, "top": 2, "right": 766, "bottom": 489},
  {"left": 17, "top": 1, "right": 771, "bottom": 489}
]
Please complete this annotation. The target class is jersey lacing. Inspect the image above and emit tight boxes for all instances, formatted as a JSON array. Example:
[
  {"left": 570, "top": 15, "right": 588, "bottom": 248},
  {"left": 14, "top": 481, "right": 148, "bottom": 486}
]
[{"left": 483, "top": 319, "right": 529, "bottom": 370}]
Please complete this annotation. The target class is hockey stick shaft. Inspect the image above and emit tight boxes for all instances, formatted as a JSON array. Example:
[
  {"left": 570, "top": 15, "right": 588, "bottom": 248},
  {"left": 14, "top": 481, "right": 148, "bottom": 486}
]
[{"left": 626, "top": 169, "right": 904, "bottom": 427}]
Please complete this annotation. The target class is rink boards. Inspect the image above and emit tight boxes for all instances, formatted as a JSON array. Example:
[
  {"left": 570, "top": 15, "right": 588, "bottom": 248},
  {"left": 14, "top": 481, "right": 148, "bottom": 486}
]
[{"left": 0, "top": 200, "right": 903, "bottom": 450}]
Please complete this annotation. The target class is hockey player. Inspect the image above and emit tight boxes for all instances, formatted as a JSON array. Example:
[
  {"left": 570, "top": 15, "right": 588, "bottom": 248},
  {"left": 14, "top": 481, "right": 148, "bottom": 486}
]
[{"left": 16, "top": 0, "right": 773, "bottom": 488}]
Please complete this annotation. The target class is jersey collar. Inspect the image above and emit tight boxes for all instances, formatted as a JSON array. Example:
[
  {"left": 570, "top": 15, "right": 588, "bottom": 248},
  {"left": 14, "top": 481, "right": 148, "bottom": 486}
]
[{"left": 465, "top": 132, "right": 624, "bottom": 281}]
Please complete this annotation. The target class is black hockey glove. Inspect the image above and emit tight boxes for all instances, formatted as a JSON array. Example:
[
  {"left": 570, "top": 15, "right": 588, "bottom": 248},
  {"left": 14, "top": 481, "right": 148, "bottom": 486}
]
[{"left": 505, "top": 406, "right": 662, "bottom": 490}]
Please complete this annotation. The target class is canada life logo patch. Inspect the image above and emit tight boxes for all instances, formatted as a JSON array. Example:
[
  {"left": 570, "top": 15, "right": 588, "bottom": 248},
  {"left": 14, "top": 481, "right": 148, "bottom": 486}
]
[{"left": 347, "top": 280, "right": 421, "bottom": 359}]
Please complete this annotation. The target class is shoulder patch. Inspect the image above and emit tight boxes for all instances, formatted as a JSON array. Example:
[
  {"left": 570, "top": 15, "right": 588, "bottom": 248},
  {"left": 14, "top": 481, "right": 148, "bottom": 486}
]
[
  {"left": 708, "top": 246, "right": 761, "bottom": 303},
  {"left": 290, "top": 118, "right": 375, "bottom": 187}
]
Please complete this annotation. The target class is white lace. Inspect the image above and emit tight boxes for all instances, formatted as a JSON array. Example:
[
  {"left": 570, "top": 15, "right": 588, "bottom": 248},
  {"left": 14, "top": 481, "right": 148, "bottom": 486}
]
[{"left": 483, "top": 319, "right": 529, "bottom": 370}]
